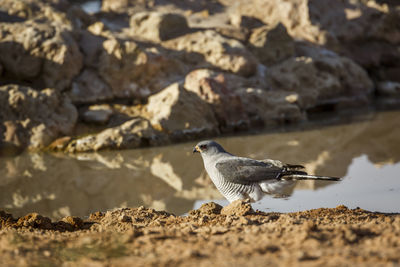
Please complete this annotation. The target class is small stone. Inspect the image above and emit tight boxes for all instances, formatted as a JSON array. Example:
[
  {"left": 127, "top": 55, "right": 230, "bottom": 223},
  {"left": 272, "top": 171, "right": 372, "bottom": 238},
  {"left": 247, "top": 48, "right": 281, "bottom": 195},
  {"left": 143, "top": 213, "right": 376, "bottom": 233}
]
[
  {"left": 285, "top": 94, "right": 299, "bottom": 103},
  {"left": 230, "top": 14, "right": 264, "bottom": 29},
  {"left": 130, "top": 12, "right": 189, "bottom": 42},
  {"left": 43, "top": 250, "right": 51, "bottom": 257},
  {"left": 248, "top": 23, "right": 294, "bottom": 66},
  {"left": 377, "top": 81, "right": 400, "bottom": 96},
  {"left": 81, "top": 105, "right": 113, "bottom": 124}
]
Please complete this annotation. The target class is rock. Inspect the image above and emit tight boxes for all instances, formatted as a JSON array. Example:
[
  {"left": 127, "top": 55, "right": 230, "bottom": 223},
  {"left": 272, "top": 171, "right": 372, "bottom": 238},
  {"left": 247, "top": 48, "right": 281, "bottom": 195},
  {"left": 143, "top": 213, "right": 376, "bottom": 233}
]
[
  {"left": 184, "top": 69, "right": 250, "bottom": 131},
  {"left": 238, "top": 88, "right": 305, "bottom": 126},
  {"left": 97, "top": 38, "right": 184, "bottom": 99},
  {"left": 101, "top": 0, "right": 145, "bottom": 14},
  {"left": 266, "top": 46, "right": 374, "bottom": 110},
  {"left": 221, "top": 200, "right": 254, "bottom": 216},
  {"left": 2, "top": 121, "right": 27, "bottom": 149},
  {"left": 65, "top": 117, "right": 165, "bottom": 152},
  {"left": 230, "top": 14, "right": 264, "bottom": 29},
  {"left": 234, "top": 0, "right": 400, "bottom": 45},
  {"left": 163, "top": 30, "right": 257, "bottom": 77},
  {"left": 81, "top": 105, "right": 114, "bottom": 124},
  {"left": 77, "top": 30, "right": 107, "bottom": 68},
  {"left": 0, "top": 0, "right": 93, "bottom": 29},
  {"left": 214, "top": 27, "right": 249, "bottom": 43},
  {"left": 69, "top": 69, "right": 113, "bottom": 104},
  {"left": 47, "top": 136, "right": 72, "bottom": 151},
  {"left": 248, "top": 23, "right": 294, "bottom": 66},
  {"left": 0, "top": 84, "right": 78, "bottom": 151},
  {"left": 144, "top": 82, "right": 219, "bottom": 139},
  {"left": 0, "top": 20, "right": 83, "bottom": 91},
  {"left": 376, "top": 81, "right": 400, "bottom": 96},
  {"left": 234, "top": 0, "right": 400, "bottom": 81},
  {"left": 78, "top": 30, "right": 183, "bottom": 100},
  {"left": 130, "top": 11, "right": 190, "bottom": 42}
]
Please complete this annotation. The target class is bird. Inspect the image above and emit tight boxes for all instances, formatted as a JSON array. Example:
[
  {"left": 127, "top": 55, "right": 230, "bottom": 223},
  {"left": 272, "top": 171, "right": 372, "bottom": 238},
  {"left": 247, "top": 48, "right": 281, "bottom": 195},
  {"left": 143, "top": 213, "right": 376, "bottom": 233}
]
[{"left": 193, "top": 140, "right": 340, "bottom": 203}]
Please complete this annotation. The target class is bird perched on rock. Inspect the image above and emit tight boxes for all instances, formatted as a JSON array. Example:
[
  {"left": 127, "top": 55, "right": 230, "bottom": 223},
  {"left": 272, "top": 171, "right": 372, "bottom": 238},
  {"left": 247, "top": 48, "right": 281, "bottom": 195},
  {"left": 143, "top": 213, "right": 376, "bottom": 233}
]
[{"left": 193, "top": 140, "right": 340, "bottom": 202}]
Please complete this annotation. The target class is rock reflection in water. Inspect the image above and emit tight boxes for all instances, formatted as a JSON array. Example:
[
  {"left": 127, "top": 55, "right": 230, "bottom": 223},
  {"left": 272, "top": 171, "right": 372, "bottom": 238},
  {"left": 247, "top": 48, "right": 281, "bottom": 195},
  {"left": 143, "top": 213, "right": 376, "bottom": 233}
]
[{"left": 0, "top": 111, "right": 399, "bottom": 219}]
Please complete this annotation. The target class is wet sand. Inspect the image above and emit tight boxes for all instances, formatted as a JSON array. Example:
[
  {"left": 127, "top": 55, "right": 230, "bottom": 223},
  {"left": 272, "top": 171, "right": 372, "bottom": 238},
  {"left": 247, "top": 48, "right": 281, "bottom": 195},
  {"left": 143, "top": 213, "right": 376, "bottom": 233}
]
[{"left": 1, "top": 201, "right": 399, "bottom": 266}]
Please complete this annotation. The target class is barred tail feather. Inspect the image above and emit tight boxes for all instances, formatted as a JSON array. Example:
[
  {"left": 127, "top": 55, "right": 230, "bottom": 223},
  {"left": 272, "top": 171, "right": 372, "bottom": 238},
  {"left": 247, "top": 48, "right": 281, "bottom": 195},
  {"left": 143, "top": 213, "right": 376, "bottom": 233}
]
[{"left": 282, "top": 174, "right": 341, "bottom": 181}]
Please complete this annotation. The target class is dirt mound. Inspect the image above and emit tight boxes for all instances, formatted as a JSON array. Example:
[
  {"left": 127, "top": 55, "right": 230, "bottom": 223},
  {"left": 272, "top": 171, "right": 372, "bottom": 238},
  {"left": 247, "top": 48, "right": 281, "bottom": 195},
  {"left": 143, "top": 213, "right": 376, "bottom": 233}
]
[
  {"left": 0, "top": 204, "right": 399, "bottom": 266},
  {"left": 0, "top": 211, "right": 90, "bottom": 232}
]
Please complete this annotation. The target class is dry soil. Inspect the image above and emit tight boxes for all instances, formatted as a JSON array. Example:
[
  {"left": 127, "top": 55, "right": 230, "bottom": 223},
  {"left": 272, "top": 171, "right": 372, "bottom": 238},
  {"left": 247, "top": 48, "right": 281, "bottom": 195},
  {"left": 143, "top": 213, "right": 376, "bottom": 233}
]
[{"left": 0, "top": 201, "right": 399, "bottom": 266}]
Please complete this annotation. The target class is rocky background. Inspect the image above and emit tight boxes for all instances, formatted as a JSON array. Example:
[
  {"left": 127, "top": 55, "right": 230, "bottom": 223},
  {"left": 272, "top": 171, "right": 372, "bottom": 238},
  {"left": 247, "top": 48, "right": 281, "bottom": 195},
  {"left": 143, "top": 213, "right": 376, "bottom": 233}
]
[{"left": 0, "top": 0, "right": 399, "bottom": 154}]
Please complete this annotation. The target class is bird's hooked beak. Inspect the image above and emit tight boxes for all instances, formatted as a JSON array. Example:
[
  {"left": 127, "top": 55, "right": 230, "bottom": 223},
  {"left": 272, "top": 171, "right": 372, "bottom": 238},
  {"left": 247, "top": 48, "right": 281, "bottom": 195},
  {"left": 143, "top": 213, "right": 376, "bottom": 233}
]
[{"left": 193, "top": 145, "right": 200, "bottom": 154}]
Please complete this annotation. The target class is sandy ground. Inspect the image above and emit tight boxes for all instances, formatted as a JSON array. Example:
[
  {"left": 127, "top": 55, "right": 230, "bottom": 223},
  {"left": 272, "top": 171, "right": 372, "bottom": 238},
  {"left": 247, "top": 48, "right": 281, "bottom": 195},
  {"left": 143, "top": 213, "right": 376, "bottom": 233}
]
[{"left": 0, "top": 201, "right": 399, "bottom": 266}]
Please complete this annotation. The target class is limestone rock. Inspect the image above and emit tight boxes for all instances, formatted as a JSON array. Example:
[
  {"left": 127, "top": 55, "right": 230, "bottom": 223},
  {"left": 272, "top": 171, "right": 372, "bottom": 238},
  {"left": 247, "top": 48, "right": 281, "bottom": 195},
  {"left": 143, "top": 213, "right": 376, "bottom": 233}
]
[
  {"left": 0, "top": 84, "right": 77, "bottom": 151},
  {"left": 101, "top": 0, "right": 144, "bottom": 13},
  {"left": 248, "top": 23, "right": 294, "bottom": 66},
  {"left": 69, "top": 69, "right": 113, "bottom": 104},
  {"left": 266, "top": 46, "right": 374, "bottom": 110},
  {"left": 376, "top": 81, "right": 400, "bottom": 96},
  {"left": 234, "top": 0, "right": 400, "bottom": 81},
  {"left": 0, "top": 0, "right": 94, "bottom": 29},
  {"left": 144, "top": 82, "right": 219, "bottom": 139},
  {"left": 77, "top": 30, "right": 183, "bottom": 100},
  {"left": 97, "top": 38, "right": 184, "bottom": 99},
  {"left": 164, "top": 30, "right": 257, "bottom": 77},
  {"left": 238, "top": 88, "right": 305, "bottom": 126},
  {"left": 184, "top": 69, "right": 250, "bottom": 131},
  {"left": 130, "top": 11, "right": 189, "bottom": 42},
  {"left": 230, "top": 14, "right": 264, "bottom": 29},
  {"left": 0, "top": 20, "right": 83, "bottom": 91},
  {"left": 77, "top": 30, "right": 107, "bottom": 68},
  {"left": 47, "top": 136, "right": 72, "bottom": 151},
  {"left": 81, "top": 105, "right": 114, "bottom": 124},
  {"left": 66, "top": 117, "right": 165, "bottom": 152}
]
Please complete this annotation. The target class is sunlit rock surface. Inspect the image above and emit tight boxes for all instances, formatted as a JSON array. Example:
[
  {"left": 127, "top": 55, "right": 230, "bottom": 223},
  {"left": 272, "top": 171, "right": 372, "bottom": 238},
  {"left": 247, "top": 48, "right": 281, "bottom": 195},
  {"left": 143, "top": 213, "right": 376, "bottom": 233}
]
[
  {"left": 0, "top": 20, "right": 83, "bottom": 91},
  {"left": 0, "top": 84, "right": 77, "bottom": 151},
  {"left": 144, "top": 82, "right": 219, "bottom": 139},
  {"left": 266, "top": 45, "right": 374, "bottom": 110},
  {"left": 130, "top": 11, "right": 189, "bottom": 42}
]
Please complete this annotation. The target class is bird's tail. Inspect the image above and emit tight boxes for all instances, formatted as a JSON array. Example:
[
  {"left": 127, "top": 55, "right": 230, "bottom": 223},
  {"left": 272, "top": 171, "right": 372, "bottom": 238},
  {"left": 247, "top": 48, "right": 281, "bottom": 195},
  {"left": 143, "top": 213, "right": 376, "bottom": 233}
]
[{"left": 282, "top": 173, "right": 341, "bottom": 181}]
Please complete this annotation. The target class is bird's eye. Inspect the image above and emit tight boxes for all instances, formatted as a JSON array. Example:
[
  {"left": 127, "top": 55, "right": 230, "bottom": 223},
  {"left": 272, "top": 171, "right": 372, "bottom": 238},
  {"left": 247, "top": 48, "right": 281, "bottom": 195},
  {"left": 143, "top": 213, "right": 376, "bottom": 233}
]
[{"left": 200, "top": 145, "right": 207, "bottom": 150}]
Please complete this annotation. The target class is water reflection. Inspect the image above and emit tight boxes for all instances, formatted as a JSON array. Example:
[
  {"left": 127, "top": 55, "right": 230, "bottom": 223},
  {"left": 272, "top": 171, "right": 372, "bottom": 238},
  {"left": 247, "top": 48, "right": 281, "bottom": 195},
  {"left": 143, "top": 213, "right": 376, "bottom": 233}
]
[{"left": 0, "top": 111, "right": 399, "bottom": 219}]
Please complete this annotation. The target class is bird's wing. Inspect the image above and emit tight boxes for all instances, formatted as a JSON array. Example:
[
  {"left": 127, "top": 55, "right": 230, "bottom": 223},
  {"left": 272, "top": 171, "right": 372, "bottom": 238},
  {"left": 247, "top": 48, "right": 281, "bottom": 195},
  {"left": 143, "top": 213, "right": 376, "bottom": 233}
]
[{"left": 215, "top": 157, "right": 283, "bottom": 185}]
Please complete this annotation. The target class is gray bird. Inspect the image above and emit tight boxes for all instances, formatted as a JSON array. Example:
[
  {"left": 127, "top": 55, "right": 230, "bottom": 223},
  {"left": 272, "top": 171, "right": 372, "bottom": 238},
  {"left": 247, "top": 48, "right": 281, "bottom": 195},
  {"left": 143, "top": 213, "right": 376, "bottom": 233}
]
[{"left": 193, "top": 140, "right": 340, "bottom": 202}]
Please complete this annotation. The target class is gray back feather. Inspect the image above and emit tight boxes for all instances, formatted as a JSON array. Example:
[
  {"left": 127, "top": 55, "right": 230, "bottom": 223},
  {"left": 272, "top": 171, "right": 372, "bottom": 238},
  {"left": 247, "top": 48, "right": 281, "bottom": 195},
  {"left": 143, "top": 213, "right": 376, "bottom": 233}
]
[{"left": 215, "top": 157, "right": 283, "bottom": 184}]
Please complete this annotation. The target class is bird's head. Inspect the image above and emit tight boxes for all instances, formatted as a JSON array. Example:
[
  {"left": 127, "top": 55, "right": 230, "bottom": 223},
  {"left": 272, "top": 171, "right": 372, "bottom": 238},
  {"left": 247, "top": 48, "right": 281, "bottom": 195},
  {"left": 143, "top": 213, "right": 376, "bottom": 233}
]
[{"left": 193, "top": 140, "right": 226, "bottom": 156}]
